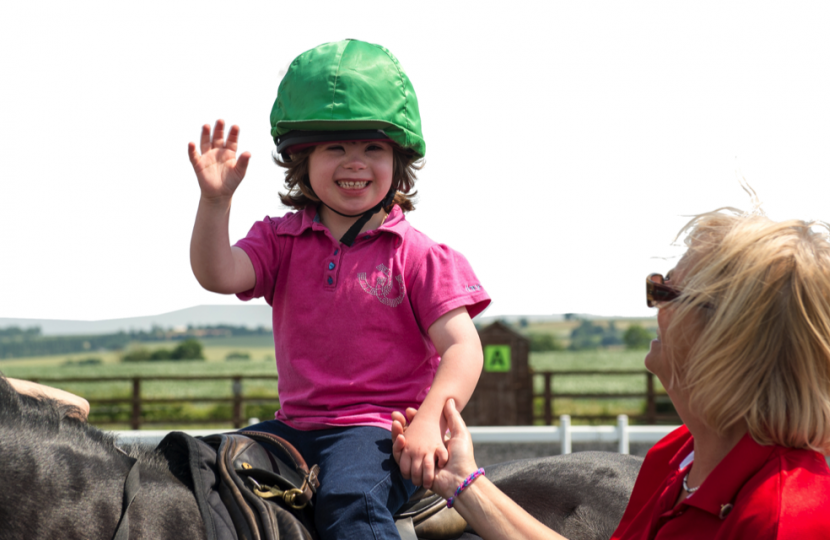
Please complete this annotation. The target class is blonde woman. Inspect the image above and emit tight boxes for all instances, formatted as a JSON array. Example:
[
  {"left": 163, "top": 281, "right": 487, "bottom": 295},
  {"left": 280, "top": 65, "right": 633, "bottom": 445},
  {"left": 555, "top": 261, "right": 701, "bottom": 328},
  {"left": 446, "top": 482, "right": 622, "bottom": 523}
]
[{"left": 393, "top": 209, "right": 830, "bottom": 539}]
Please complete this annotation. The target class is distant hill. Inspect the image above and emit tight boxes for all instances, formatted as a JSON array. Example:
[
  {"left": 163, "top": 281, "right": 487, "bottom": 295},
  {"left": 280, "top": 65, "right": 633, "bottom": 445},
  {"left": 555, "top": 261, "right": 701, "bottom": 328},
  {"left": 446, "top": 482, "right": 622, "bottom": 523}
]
[
  {"left": 0, "top": 305, "right": 273, "bottom": 336},
  {"left": 0, "top": 305, "right": 654, "bottom": 337}
]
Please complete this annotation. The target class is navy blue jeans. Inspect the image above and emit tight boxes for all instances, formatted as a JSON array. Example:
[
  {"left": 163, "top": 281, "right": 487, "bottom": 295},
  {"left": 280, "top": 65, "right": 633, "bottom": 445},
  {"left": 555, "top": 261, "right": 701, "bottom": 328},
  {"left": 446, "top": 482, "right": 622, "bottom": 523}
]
[{"left": 242, "top": 420, "right": 418, "bottom": 540}]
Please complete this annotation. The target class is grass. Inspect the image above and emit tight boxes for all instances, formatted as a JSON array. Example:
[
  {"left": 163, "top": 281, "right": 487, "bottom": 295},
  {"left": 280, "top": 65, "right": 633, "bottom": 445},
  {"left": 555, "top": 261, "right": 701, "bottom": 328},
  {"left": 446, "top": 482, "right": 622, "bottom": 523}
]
[
  {"left": 1, "top": 361, "right": 278, "bottom": 398},
  {"left": 0, "top": 339, "right": 282, "bottom": 428},
  {"left": 528, "top": 350, "right": 668, "bottom": 423},
  {"left": 530, "top": 349, "right": 651, "bottom": 371},
  {"left": 0, "top": 342, "right": 670, "bottom": 427}
]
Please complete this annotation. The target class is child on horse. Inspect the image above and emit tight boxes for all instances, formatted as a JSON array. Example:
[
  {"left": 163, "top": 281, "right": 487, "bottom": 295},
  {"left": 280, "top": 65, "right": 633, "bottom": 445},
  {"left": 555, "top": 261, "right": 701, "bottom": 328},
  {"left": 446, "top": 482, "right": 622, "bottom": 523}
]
[{"left": 188, "top": 39, "right": 490, "bottom": 539}]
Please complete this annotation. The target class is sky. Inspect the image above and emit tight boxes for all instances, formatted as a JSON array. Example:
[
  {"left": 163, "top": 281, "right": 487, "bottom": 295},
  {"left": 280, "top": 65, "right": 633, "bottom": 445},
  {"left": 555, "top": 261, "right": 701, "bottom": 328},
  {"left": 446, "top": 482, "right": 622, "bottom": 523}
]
[{"left": 2, "top": 1, "right": 830, "bottom": 322}]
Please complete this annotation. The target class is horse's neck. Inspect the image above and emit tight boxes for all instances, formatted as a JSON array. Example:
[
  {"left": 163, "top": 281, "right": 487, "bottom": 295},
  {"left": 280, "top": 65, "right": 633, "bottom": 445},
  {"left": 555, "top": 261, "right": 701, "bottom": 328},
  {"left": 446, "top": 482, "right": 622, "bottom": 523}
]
[
  {"left": 126, "top": 464, "right": 207, "bottom": 540},
  {"left": 27, "top": 449, "right": 206, "bottom": 540}
]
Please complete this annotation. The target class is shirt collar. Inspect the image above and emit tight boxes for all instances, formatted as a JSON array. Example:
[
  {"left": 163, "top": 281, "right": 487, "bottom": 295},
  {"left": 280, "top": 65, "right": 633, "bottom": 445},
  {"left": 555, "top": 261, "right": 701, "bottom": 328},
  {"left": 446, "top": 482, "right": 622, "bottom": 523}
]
[
  {"left": 375, "top": 205, "right": 408, "bottom": 240},
  {"left": 279, "top": 204, "right": 409, "bottom": 241},
  {"left": 676, "top": 431, "right": 777, "bottom": 518}
]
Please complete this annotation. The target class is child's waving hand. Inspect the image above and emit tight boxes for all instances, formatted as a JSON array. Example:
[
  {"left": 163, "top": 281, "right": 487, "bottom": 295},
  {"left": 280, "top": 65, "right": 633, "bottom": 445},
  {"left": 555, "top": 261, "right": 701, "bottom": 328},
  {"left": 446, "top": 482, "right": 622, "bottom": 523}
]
[
  {"left": 188, "top": 119, "right": 251, "bottom": 201},
  {"left": 188, "top": 119, "right": 256, "bottom": 295}
]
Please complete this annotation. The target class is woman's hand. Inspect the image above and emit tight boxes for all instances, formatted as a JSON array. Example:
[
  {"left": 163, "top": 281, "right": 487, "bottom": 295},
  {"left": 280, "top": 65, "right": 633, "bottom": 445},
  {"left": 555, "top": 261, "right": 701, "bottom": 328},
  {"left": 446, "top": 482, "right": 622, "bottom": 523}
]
[
  {"left": 393, "top": 399, "right": 479, "bottom": 499},
  {"left": 187, "top": 120, "right": 251, "bottom": 202},
  {"left": 7, "top": 378, "right": 90, "bottom": 420}
]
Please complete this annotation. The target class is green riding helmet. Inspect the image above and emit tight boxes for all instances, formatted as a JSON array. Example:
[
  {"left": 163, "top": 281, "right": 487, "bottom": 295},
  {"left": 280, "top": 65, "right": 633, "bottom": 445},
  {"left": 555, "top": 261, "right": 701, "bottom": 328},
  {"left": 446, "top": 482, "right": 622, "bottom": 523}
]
[{"left": 271, "top": 39, "right": 426, "bottom": 159}]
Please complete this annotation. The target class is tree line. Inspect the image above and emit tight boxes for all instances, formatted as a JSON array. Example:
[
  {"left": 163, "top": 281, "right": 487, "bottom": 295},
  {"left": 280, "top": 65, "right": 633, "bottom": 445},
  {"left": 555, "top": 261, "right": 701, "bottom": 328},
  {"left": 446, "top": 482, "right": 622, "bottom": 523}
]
[
  {"left": 0, "top": 325, "right": 271, "bottom": 360},
  {"left": 521, "top": 319, "right": 656, "bottom": 352}
]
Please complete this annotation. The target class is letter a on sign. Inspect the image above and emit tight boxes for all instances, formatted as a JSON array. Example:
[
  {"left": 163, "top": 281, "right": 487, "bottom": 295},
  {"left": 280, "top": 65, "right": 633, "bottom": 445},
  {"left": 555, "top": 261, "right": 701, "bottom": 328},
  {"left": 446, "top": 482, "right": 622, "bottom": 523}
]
[{"left": 484, "top": 345, "right": 511, "bottom": 372}]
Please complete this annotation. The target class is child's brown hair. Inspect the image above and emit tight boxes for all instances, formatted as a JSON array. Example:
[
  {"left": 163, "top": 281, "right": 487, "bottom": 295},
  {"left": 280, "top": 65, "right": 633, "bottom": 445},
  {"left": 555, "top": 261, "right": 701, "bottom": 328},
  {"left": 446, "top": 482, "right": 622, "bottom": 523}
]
[{"left": 274, "top": 146, "right": 422, "bottom": 212}]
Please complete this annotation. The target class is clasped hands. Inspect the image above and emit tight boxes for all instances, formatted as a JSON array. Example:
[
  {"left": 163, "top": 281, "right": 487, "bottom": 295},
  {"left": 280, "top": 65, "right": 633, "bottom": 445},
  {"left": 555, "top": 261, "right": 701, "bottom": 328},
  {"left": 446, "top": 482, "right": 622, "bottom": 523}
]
[{"left": 392, "top": 399, "right": 479, "bottom": 500}]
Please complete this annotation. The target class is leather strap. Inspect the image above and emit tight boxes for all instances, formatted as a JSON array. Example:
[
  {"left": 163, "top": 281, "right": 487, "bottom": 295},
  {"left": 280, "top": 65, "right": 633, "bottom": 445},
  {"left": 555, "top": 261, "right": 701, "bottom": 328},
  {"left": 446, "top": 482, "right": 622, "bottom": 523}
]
[
  {"left": 337, "top": 188, "right": 397, "bottom": 247},
  {"left": 112, "top": 458, "right": 141, "bottom": 540},
  {"left": 395, "top": 517, "right": 418, "bottom": 540}
]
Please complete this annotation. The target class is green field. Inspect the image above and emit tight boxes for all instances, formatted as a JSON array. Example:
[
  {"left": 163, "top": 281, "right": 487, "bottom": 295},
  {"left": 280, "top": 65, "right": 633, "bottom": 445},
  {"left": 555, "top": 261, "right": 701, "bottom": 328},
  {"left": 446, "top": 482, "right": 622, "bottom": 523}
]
[
  {"left": 526, "top": 349, "right": 667, "bottom": 423},
  {"left": 0, "top": 338, "right": 281, "bottom": 428},
  {"left": 0, "top": 340, "right": 667, "bottom": 427}
]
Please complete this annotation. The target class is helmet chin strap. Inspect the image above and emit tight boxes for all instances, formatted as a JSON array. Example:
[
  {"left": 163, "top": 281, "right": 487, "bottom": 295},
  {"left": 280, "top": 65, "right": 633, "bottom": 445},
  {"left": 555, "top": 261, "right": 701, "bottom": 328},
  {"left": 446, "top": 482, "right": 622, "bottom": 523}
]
[{"left": 331, "top": 188, "right": 397, "bottom": 247}]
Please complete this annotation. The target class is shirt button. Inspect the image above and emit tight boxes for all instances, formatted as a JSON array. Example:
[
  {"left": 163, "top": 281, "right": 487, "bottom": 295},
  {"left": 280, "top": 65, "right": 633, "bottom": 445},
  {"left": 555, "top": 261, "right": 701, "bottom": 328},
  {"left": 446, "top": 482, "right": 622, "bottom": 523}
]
[
  {"left": 329, "top": 262, "right": 336, "bottom": 270},
  {"left": 327, "top": 276, "right": 333, "bottom": 285},
  {"left": 334, "top": 249, "right": 339, "bottom": 255}
]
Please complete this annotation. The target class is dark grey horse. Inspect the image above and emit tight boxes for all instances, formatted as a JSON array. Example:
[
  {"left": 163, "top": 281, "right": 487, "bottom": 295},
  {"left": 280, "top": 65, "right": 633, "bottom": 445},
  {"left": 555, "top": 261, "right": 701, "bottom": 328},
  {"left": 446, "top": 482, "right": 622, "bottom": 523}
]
[
  {"left": 0, "top": 376, "right": 640, "bottom": 540},
  {"left": 465, "top": 452, "right": 642, "bottom": 540}
]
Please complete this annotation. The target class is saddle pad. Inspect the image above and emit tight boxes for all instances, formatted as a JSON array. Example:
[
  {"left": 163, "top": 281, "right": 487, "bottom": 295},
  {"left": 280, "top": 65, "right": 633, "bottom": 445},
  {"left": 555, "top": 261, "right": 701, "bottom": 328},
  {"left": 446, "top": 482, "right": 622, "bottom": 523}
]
[{"left": 157, "top": 431, "right": 318, "bottom": 540}]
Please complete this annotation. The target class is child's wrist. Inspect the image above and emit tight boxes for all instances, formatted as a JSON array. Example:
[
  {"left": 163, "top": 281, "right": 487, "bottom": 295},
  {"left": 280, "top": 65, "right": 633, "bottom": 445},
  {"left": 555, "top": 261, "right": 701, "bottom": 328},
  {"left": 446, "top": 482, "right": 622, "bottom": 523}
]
[{"left": 200, "top": 193, "right": 233, "bottom": 206}]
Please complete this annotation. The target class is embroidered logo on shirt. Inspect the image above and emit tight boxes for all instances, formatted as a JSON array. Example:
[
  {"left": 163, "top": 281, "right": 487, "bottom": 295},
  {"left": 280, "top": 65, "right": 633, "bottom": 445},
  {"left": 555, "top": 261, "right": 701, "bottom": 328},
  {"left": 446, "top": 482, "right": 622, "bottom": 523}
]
[
  {"left": 358, "top": 264, "right": 406, "bottom": 307},
  {"left": 465, "top": 284, "right": 483, "bottom": 292}
]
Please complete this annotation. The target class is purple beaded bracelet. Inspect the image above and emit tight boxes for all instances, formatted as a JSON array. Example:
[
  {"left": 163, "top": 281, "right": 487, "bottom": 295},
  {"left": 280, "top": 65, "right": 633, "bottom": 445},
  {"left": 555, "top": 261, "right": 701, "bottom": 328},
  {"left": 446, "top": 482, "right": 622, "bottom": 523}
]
[{"left": 446, "top": 468, "right": 485, "bottom": 508}]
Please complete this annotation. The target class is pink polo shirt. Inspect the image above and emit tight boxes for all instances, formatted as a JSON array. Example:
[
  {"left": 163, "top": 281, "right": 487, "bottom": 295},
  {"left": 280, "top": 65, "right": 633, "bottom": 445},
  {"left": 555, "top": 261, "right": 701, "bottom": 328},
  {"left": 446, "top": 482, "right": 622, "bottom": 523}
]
[
  {"left": 234, "top": 205, "right": 490, "bottom": 431},
  {"left": 612, "top": 425, "right": 830, "bottom": 539}
]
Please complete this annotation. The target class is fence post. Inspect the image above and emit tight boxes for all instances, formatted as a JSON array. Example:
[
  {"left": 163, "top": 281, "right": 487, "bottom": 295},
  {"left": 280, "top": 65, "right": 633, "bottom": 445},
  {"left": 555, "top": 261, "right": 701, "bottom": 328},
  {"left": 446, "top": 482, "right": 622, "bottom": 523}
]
[
  {"left": 131, "top": 378, "right": 141, "bottom": 430},
  {"left": 646, "top": 372, "right": 656, "bottom": 425},
  {"left": 560, "top": 414, "right": 571, "bottom": 455},
  {"left": 543, "top": 373, "right": 553, "bottom": 426},
  {"left": 617, "top": 414, "right": 629, "bottom": 454},
  {"left": 232, "top": 377, "right": 243, "bottom": 429}
]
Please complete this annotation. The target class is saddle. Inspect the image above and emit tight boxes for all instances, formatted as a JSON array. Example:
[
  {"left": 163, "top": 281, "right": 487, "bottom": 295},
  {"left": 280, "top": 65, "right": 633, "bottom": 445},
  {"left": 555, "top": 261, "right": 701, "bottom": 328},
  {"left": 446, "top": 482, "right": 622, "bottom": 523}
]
[
  {"left": 157, "top": 431, "right": 468, "bottom": 540},
  {"left": 158, "top": 431, "right": 319, "bottom": 540}
]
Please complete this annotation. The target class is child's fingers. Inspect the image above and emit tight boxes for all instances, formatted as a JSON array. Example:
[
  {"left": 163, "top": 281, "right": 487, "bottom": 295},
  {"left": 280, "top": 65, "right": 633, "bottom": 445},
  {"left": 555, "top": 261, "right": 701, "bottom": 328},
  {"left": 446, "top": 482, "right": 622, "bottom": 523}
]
[
  {"left": 398, "top": 450, "right": 412, "bottom": 481},
  {"left": 405, "top": 407, "right": 418, "bottom": 424},
  {"left": 391, "top": 410, "right": 407, "bottom": 429},
  {"left": 410, "top": 453, "right": 424, "bottom": 486},
  {"left": 187, "top": 142, "right": 200, "bottom": 167},
  {"left": 226, "top": 124, "right": 241, "bottom": 151},
  {"left": 234, "top": 152, "right": 251, "bottom": 180},
  {"left": 422, "top": 455, "right": 435, "bottom": 489},
  {"left": 391, "top": 418, "right": 404, "bottom": 441},
  {"left": 212, "top": 119, "right": 225, "bottom": 149},
  {"left": 199, "top": 124, "right": 211, "bottom": 155},
  {"left": 392, "top": 433, "right": 406, "bottom": 463}
]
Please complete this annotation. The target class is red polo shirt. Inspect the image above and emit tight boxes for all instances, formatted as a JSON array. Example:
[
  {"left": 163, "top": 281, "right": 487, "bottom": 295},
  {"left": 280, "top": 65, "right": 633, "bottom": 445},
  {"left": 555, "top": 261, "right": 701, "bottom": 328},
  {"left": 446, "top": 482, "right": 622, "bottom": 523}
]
[{"left": 612, "top": 426, "right": 830, "bottom": 539}]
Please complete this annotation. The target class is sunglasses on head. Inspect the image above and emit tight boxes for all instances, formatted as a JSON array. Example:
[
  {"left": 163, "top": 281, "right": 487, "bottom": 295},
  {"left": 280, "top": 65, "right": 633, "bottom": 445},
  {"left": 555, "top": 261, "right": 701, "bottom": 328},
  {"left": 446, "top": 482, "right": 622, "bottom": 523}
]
[{"left": 646, "top": 273, "right": 681, "bottom": 307}]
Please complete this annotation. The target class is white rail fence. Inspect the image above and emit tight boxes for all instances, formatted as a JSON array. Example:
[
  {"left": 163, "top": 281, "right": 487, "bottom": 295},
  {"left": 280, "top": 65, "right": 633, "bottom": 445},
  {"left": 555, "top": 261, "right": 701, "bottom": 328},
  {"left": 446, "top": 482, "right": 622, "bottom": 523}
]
[{"left": 113, "top": 415, "right": 680, "bottom": 455}]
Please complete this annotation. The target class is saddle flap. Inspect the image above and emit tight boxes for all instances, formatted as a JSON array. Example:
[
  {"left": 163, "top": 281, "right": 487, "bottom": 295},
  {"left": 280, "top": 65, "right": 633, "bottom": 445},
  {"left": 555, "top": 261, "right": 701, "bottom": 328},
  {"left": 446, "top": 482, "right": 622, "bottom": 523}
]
[{"left": 394, "top": 488, "right": 468, "bottom": 540}]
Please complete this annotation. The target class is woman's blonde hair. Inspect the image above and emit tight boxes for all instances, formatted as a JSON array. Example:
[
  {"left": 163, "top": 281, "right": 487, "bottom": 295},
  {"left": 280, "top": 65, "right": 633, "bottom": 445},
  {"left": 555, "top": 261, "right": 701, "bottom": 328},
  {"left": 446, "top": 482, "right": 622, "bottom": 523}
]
[{"left": 667, "top": 209, "right": 830, "bottom": 453}]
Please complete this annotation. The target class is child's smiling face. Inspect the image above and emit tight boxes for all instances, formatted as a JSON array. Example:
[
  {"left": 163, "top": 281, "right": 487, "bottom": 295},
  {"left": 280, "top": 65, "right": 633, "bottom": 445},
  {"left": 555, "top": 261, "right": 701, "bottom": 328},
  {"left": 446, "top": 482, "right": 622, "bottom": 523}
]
[{"left": 307, "top": 140, "right": 394, "bottom": 216}]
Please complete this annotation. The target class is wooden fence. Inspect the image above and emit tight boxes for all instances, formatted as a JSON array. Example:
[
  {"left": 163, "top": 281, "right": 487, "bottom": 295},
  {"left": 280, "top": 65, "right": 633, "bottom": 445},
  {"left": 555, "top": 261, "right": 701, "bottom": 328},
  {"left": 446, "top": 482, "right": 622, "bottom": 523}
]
[
  {"left": 533, "top": 370, "right": 679, "bottom": 425},
  {"left": 29, "top": 375, "right": 280, "bottom": 430},
  {"left": 29, "top": 371, "right": 679, "bottom": 429}
]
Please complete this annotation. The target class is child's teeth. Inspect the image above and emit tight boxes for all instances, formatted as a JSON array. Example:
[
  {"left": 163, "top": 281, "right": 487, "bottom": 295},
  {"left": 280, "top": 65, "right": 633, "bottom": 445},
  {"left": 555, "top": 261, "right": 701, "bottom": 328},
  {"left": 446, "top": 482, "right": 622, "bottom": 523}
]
[{"left": 338, "top": 181, "right": 368, "bottom": 189}]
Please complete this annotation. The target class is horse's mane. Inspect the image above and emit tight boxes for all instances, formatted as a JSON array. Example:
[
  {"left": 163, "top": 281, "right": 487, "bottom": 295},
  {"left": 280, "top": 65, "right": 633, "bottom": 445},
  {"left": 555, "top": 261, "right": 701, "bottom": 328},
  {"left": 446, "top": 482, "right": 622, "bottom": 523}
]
[
  {"left": 0, "top": 375, "right": 190, "bottom": 483},
  {"left": 0, "top": 375, "right": 207, "bottom": 539}
]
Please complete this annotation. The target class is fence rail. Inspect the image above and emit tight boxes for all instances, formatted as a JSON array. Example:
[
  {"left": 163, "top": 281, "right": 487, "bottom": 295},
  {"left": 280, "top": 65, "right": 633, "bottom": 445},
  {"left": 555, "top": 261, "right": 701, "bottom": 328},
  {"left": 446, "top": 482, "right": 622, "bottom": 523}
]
[
  {"left": 533, "top": 370, "right": 679, "bottom": 425},
  {"left": 111, "top": 416, "right": 681, "bottom": 455},
  {"left": 30, "top": 370, "right": 679, "bottom": 429},
  {"left": 29, "top": 375, "right": 280, "bottom": 430}
]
